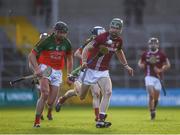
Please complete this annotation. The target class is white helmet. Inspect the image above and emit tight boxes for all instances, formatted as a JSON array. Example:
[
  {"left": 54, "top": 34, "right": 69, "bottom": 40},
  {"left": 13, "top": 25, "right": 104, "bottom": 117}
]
[
  {"left": 91, "top": 26, "right": 106, "bottom": 36},
  {"left": 148, "top": 37, "right": 159, "bottom": 51}
]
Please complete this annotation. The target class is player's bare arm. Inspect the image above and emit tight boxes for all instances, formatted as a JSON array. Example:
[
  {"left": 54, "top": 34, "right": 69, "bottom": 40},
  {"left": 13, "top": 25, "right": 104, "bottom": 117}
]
[
  {"left": 66, "top": 53, "right": 73, "bottom": 85},
  {"left": 116, "top": 49, "right": 134, "bottom": 76},
  {"left": 81, "top": 41, "right": 94, "bottom": 68},
  {"left": 28, "top": 52, "right": 42, "bottom": 77},
  {"left": 74, "top": 49, "right": 82, "bottom": 59},
  {"left": 66, "top": 53, "right": 73, "bottom": 75},
  {"left": 138, "top": 59, "right": 145, "bottom": 69}
]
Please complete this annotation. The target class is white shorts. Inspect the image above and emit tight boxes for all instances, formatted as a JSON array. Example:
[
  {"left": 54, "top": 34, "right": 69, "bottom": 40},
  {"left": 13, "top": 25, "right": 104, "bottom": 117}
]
[
  {"left": 78, "top": 68, "right": 109, "bottom": 85},
  {"left": 145, "top": 76, "right": 162, "bottom": 91},
  {"left": 39, "top": 64, "right": 62, "bottom": 87}
]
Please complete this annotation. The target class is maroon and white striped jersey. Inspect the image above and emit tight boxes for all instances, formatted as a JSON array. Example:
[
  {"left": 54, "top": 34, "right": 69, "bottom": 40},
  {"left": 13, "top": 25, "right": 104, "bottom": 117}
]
[
  {"left": 141, "top": 50, "right": 167, "bottom": 78},
  {"left": 87, "top": 32, "right": 123, "bottom": 71}
]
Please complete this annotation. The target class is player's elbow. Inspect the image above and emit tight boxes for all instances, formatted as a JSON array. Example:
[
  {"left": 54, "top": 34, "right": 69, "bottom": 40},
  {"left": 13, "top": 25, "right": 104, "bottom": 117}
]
[
  {"left": 138, "top": 63, "right": 143, "bottom": 69},
  {"left": 28, "top": 53, "right": 31, "bottom": 59},
  {"left": 28, "top": 52, "right": 36, "bottom": 60},
  {"left": 167, "top": 62, "right": 171, "bottom": 69},
  {"left": 28, "top": 53, "right": 33, "bottom": 62},
  {"left": 166, "top": 59, "right": 171, "bottom": 69},
  {"left": 74, "top": 52, "right": 82, "bottom": 59}
]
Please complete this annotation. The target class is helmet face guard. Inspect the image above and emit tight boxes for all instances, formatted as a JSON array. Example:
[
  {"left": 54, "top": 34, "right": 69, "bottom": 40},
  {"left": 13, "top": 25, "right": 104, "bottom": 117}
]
[
  {"left": 148, "top": 37, "right": 159, "bottom": 52},
  {"left": 54, "top": 21, "right": 68, "bottom": 33},
  {"left": 109, "top": 18, "right": 123, "bottom": 38}
]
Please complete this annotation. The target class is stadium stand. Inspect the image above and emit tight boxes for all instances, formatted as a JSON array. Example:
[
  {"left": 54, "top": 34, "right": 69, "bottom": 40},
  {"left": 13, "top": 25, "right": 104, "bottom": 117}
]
[{"left": 0, "top": 0, "right": 180, "bottom": 89}]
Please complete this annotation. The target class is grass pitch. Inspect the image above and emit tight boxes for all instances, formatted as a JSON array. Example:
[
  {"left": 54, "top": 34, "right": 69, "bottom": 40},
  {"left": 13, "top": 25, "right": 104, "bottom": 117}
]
[{"left": 0, "top": 106, "right": 180, "bottom": 134}]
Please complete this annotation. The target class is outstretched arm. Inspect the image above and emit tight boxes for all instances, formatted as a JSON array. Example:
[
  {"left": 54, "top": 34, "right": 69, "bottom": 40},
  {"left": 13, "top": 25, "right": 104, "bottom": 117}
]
[
  {"left": 138, "top": 59, "right": 145, "bottom": 69},
  {"left": 81, "top": 41, "right": 94, "bottom": 68},
  {"left": 66, "top": 52, "right": 74, "bottom": 85},
  {"left": 116, "top": 50, "right": 134, "bottom": 76},
  {"left": 66, "top": 53, "right": 73, "bottom": 75},
  {"left": 74, "top": 49, "right": 82, "bottom": 59},
  {"left": 28, "top": 52, "right": 42, "bottom": 77},
  {"left": 162, "top": 58, "right": 171, "bottom": 71}
]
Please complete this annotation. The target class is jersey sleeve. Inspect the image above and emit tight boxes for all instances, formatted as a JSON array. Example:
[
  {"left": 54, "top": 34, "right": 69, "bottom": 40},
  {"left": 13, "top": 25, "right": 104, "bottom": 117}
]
[
  {"left": 78, "top": 48, "right": 83, "bottom": 54},
  {"left": 84, "top": 36, "right": 93, "bottom": 46},
  {"left": 141, "top": 52, "right": 146, "bottom": 63},
  {"left": 161, "top": 51, "right": 168, "bottom": 63},
  {"left": 93, "top": 33, "right": 106, "bottom": 48},
  {"left": 32, "top": 38, "right": 48, "bottom": 56},
  {"left": 66, "top": 39, "right": 72, "bottom": 55},
  {"left": 116, "top": 38, "right": 123, "bottom": 51}
]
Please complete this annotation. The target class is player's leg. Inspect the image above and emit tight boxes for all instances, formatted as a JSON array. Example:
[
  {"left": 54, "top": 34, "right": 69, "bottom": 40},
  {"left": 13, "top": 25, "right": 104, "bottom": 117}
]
[
  {"left": 145, "top": 76, "right": 158, "bottom": 120},
  {"left": 146, "top": 86, "right": 155, "bottom": 111},
  {"left": 154, "top": 90, "right": 160, "bottom": 109},
  {"left": 46, "top": 85, "right": 59, "bottom": 120},
  {"left": 34, "top": 78, "right": 50, "bottom": 127},
  {"left": 152, "top": 79, "right": 161, "bottom": 119},
  {"left": 79, "top": 69, "right": 94, "bottom": 100},
  {"left": 79, "top": 83, "right": 91, "bottom": 100},
  {"left": 30, "top": 63, "right": 44, "bottom": 120},
  {"left": 146, "top": 85, "right": 156, "bottom": 120},
  {"left": 61, "top": 81, "right": 81, "bottom": 103},
  {"left": 55, "top": 89, "right": 76, "bottom": 112},
  {"left": 96, "top": 77, "right": 112, "bottom": 128},
  {"left": 55, "top": 81, "right": 81, "bottom": 112},
  {"left": 34, "top": 83, "right": 45, "bottom": 120},
  {"left": 90, "top": 83, "right": 101, "bottom": 121},
  {"left": 37, "top": 86, "right": 44, "bottom": 120}
]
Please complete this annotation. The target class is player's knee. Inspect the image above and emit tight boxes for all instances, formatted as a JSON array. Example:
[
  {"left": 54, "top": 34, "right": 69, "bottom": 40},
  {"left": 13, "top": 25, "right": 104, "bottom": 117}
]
[
  {"left": 41, "top": 91, "right": 49, "bottom": 100},
  {"left": 149, "top": 95, "right": 154, "bottom": 100},
  {"left": 47, "top": 103, "right": 53, "bottom": 108},
  {"left": 105, "top": 90, "right": 112, "bottom": 97},
  {"left": 92, "top": 92, "right": 100, "bottom": 98},
  {"left": 75, "top": 87, "right": 80, "bottom": 96}
]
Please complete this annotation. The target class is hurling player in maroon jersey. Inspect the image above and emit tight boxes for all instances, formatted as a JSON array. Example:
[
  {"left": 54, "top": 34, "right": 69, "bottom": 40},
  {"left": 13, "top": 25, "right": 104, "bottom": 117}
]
[
  {"left": 81, "top": 18, "right": 134, "bottom": 128},
  {"left": 138, "top": 37, "right": 170, "bottom": 120},
  {"left": 55, "top": 26, "right": 106, "bottom": 122}
]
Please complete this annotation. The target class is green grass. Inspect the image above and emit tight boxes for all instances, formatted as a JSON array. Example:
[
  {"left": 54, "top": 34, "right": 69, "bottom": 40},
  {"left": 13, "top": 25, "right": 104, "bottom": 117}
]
[{"left": 0, "top": 106, "right": 180, "bottom": 134}]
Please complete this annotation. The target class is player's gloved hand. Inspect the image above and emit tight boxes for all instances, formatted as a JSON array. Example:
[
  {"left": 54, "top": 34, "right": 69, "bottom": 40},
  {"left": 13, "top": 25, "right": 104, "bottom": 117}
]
[
  {"left": 66, "top": 75, "right": 74, "bottom": 86},
  {"left": 67, "top": 74, "right": 77, "bottom": 82},
  {"left": 124, "top": 65, "right": 134, "bottom": 76}
]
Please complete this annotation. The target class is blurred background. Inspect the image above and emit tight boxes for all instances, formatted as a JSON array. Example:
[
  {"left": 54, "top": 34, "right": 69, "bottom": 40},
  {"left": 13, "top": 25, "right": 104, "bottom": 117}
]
[{"left": 0, "top": 0, "right": 180, "bottom": 107}]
